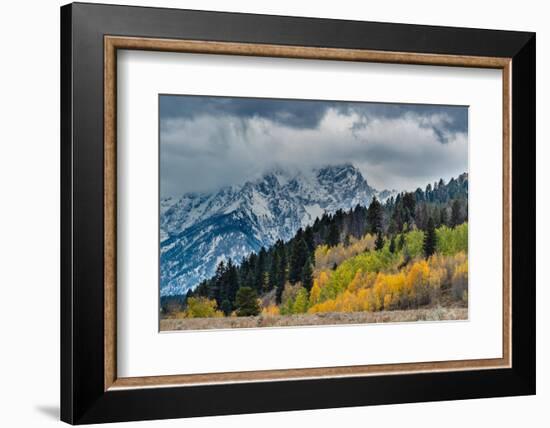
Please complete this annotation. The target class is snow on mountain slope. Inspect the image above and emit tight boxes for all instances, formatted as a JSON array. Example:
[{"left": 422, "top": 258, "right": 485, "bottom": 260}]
[{"left": 160, "top": 164, "right": 378, "bottom": 296}]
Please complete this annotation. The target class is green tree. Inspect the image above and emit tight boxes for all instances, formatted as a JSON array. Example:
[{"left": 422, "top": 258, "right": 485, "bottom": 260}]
[
  {"left": 375, "top": 231, "right": 385, "bottom": 251},
  {"left": 268, "top": 252, "right": 280, "bottom": 291},
  {"left": 292, "top": 287, "right": 309, "bottom": 314},
  {"left": 389, "top": 235, "right": 396, "bottom": 254},
  {"left": 402, "top": 192, "right": 417, "bottom": 222},
  {"left": 327, "top": 222, "right": 339, "bottom": 247},
  {"left": 220, "top": 299, "right": 232, "bottom": 316},
  {"left": 275, "top": 246, "right": 287, "bottom": 303},
  {"left": 450, "top": 199, "right": 462, "bottom": 227},
  {"left": 423, "top": 217, "right": 437, "bottom": 258},
  {"left": 235, "top": 287, "right": 260, "bottom": 316},
  {"left": 405, "top": 229, "right": 424, "bottom": 258},
  {"left": 301, "top": 259, "right": 313, "bottom": 291},
  {"left": 440, "top": 206, "right": 448, "bottom": 227},
  {"left": 397, "top": 233, "right": 406, "bottom": 251},
  {"left": 254, "top": 247, "right": 267, "bottom": 292},
  {"left": 367, "top": 196, "right": 383, "bottom": 234},
  {"left": 304, "top": 226, "right": 314, "bottom": 251},
  {"left": 289, "top": 238, "right": 309, "bottom": 284},
  {"left": 225, "top": 259, "right": 239, "bottom": 310}
]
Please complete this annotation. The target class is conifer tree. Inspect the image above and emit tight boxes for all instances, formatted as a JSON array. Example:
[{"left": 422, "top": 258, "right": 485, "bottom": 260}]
[
  {"left": 327, "top": 222, "right": 339, "bottom": 247},
  {"left": 397, "top": 233, "right": 406, "bottom": 251},
  {"left": 375, "top": 231, "right": 385, "bottom": 251},
  {"left": 211, "top": 261, "right": 226, "bottom": 304},
  {"left": 440, "top": 206, "right": 448, "bottom": 226},
  {"left": 221, "top": 299, "right": 232, "bottom": 316},
  {"left": 389, "top": 235, "right": 396, "bottom": 253},
  {"left": 254, "top": 248, "right": 267, "bottom": 291},
  {"left": 268, "top": 252, "right": 280, "bottom": 291},
  {"left": 367, "top": 196, "right": 383, "bottom": 234},
  {"left": 225, "top": 259, "right": 239, "bottom": 309},
  {"left": 450, "top": 199, "right": 462, "bottom": 227},
  {"left": 423, "top": 217, "right": 437, "bottom": 258},
  {"left": 304, "top": 226, "right": 314, "bottom": 251},
  {"left": 402, "top": 192, "right": 416, "bottom": 221},
  {"left": 275, "top": 247, "right": 287, "bottom": 303},
  {"left": 301, "top": 259, "right": 313, "bottom": 291},
  {"left": 235, "top": 287, "right": 260, "bottom": 316},
  {"left": 289, "top": 238, "right": 309, "bottom": 284}
]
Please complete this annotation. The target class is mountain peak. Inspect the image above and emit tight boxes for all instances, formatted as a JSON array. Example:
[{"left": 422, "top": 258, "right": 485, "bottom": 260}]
[{"left": 160, "top": 163, "right": 377, "bottom": 296}]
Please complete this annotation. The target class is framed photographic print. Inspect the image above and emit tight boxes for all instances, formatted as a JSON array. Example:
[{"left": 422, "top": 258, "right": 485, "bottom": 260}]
[{"left": 61, "top": 2, "right": 535, "bottom": 424}]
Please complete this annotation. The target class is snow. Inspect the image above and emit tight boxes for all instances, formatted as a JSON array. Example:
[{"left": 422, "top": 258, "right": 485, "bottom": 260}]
[
  {"left": 250, "top": 190, "right": 273, "bottom": 219},
  {"left": 160, "top": 165, "right": 379, "bottom": 296},
  {"left": 303, "top": 203, "right": 324, "bottom": 224}
]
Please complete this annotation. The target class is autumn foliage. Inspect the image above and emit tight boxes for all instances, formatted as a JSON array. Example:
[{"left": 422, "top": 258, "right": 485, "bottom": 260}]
[{"left": 279, "top": 224, "right": 468, "bottom": 315}]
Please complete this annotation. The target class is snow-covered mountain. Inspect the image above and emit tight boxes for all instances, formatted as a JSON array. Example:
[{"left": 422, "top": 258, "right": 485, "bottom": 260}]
[{"left": 160, "top": 164, "right": 388, "bottom": 296}]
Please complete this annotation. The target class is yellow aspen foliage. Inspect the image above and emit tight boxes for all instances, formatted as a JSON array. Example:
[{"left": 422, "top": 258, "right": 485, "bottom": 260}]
[
  {"left": 293, "top": 236, "right": 468, "bottom": 315},
  {"left": 261, "top": 305, "right": 280, "bottom": 317},
  {"left": 318, "top": 271, "right": 330, "bottom": 288},
  {"left": 451, "top": 257, "right": 468, "bottom": 300},
  {"left": 309, "top": 279, "right": 321, "bottom": 306},
  {"left": 347, "top": 269, "right": 363, "bottom": 293}
]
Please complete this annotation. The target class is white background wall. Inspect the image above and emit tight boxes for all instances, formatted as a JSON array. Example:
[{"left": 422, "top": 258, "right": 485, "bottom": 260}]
[{"left": 0, "top": 0, "right": 546, "bottom": 426}]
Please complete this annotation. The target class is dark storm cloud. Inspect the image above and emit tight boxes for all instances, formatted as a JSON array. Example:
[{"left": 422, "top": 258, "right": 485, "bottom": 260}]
[
  {"left": 160, "top": 95, "right": 467, "bottom": 140},
  {"left": 160, "top": 95, "right": 331, "bottom": 129},
  {"left": 159, "top": 95, "right": 468, "bottom": 197}
]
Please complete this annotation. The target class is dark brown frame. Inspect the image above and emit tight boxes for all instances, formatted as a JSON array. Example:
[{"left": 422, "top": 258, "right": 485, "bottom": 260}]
[{"left": 61, "top": 3, "right": 535, "bottom": 424}]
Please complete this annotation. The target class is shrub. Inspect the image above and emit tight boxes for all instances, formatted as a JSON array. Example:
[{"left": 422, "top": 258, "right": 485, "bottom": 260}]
[
  {"left": 261, "top": 305, "right": 280, "bottom": 317},
  {"left": 184, "top": 297, "right": 223, "bottom": 318}
]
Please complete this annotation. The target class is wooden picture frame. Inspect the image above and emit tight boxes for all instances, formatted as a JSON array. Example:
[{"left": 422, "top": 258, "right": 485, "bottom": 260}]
[{"left": 61, "top": 2, "right": 535, "bottom": 424}]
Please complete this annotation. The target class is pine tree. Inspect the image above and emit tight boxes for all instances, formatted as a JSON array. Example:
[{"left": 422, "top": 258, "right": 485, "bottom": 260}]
[
  {"left": 235, "top": 287, "right": 260, "bottom": 316},
  {"left": 275, "top": 246, "right": 287, "bottom": 303},
  {"left": 375, "top": 231, "right": 385, "bottom": 251},
  {"left": 327, "top": 222, "right": 339, "bottom": 247},
  {"left": 391, "top": 204, "right": 404, "bottom": 233},
  {"left": 402, "top": 192, "right": 416, "bottom": 221},
  {"left": 389, "top": 235, "right": 396, "bottom": 253},
  {"left": 367, "top": 196, "right": 383, "bottom": 234},
  {"left": 225, "top": 259, "right": 239, "bottom": 310},
  {"left": 289, "top": 238, "right": 309, "bottom": 284},
  {"left": 254, "top": 247, "right": 267, "bottom": 291},
  {"left": 221, "top": 299, "right": 232, "bottom": 316},
  {"left": 301, "top": 259, "right": 313, "bottom": 291},
  {"left": 423, "top": 217, "right": 437, "bottom": 258},
  {"left": 397, "top": 233, "right": 406, "bottom": 251},
  {"left": 211, "top": 261, "right": 226, "bottom": 305},
  {"left": 450, "top": 199, "right": 462, "bottom": 227},
  {"left": 440, "top": 206, "right": 448, "bottom": 227},
  {"left": 303, "top": 226, "right": 314, "bottom": 251},
  {"left": 268, "top": 252, "right": 280, "bottom": 291},
  {"left": 416, "top": 203, "right": 428, "bottom": 230}
]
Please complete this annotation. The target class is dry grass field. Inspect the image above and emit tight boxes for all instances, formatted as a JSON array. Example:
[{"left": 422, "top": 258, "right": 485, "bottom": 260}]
[{"left": 160, "top": 306, "right": 467, "bottom": 331}]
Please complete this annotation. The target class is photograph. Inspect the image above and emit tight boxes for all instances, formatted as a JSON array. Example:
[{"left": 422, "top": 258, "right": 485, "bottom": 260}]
[{"left": 159, "top": 95, "right": 469, "bottom": 331}]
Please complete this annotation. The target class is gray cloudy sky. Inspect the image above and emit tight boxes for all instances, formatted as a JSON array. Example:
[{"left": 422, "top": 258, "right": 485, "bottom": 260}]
[{"left": 160, "top": 95, "right": 468, "bottom": 198}]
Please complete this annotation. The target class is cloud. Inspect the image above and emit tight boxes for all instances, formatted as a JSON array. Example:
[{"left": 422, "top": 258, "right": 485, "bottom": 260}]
[
  {"left": 160, "top": 97, "right": 468, "bottom": 197},
  {"left": 160, "top": 95, "right": 331, "bottom": 129}
]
